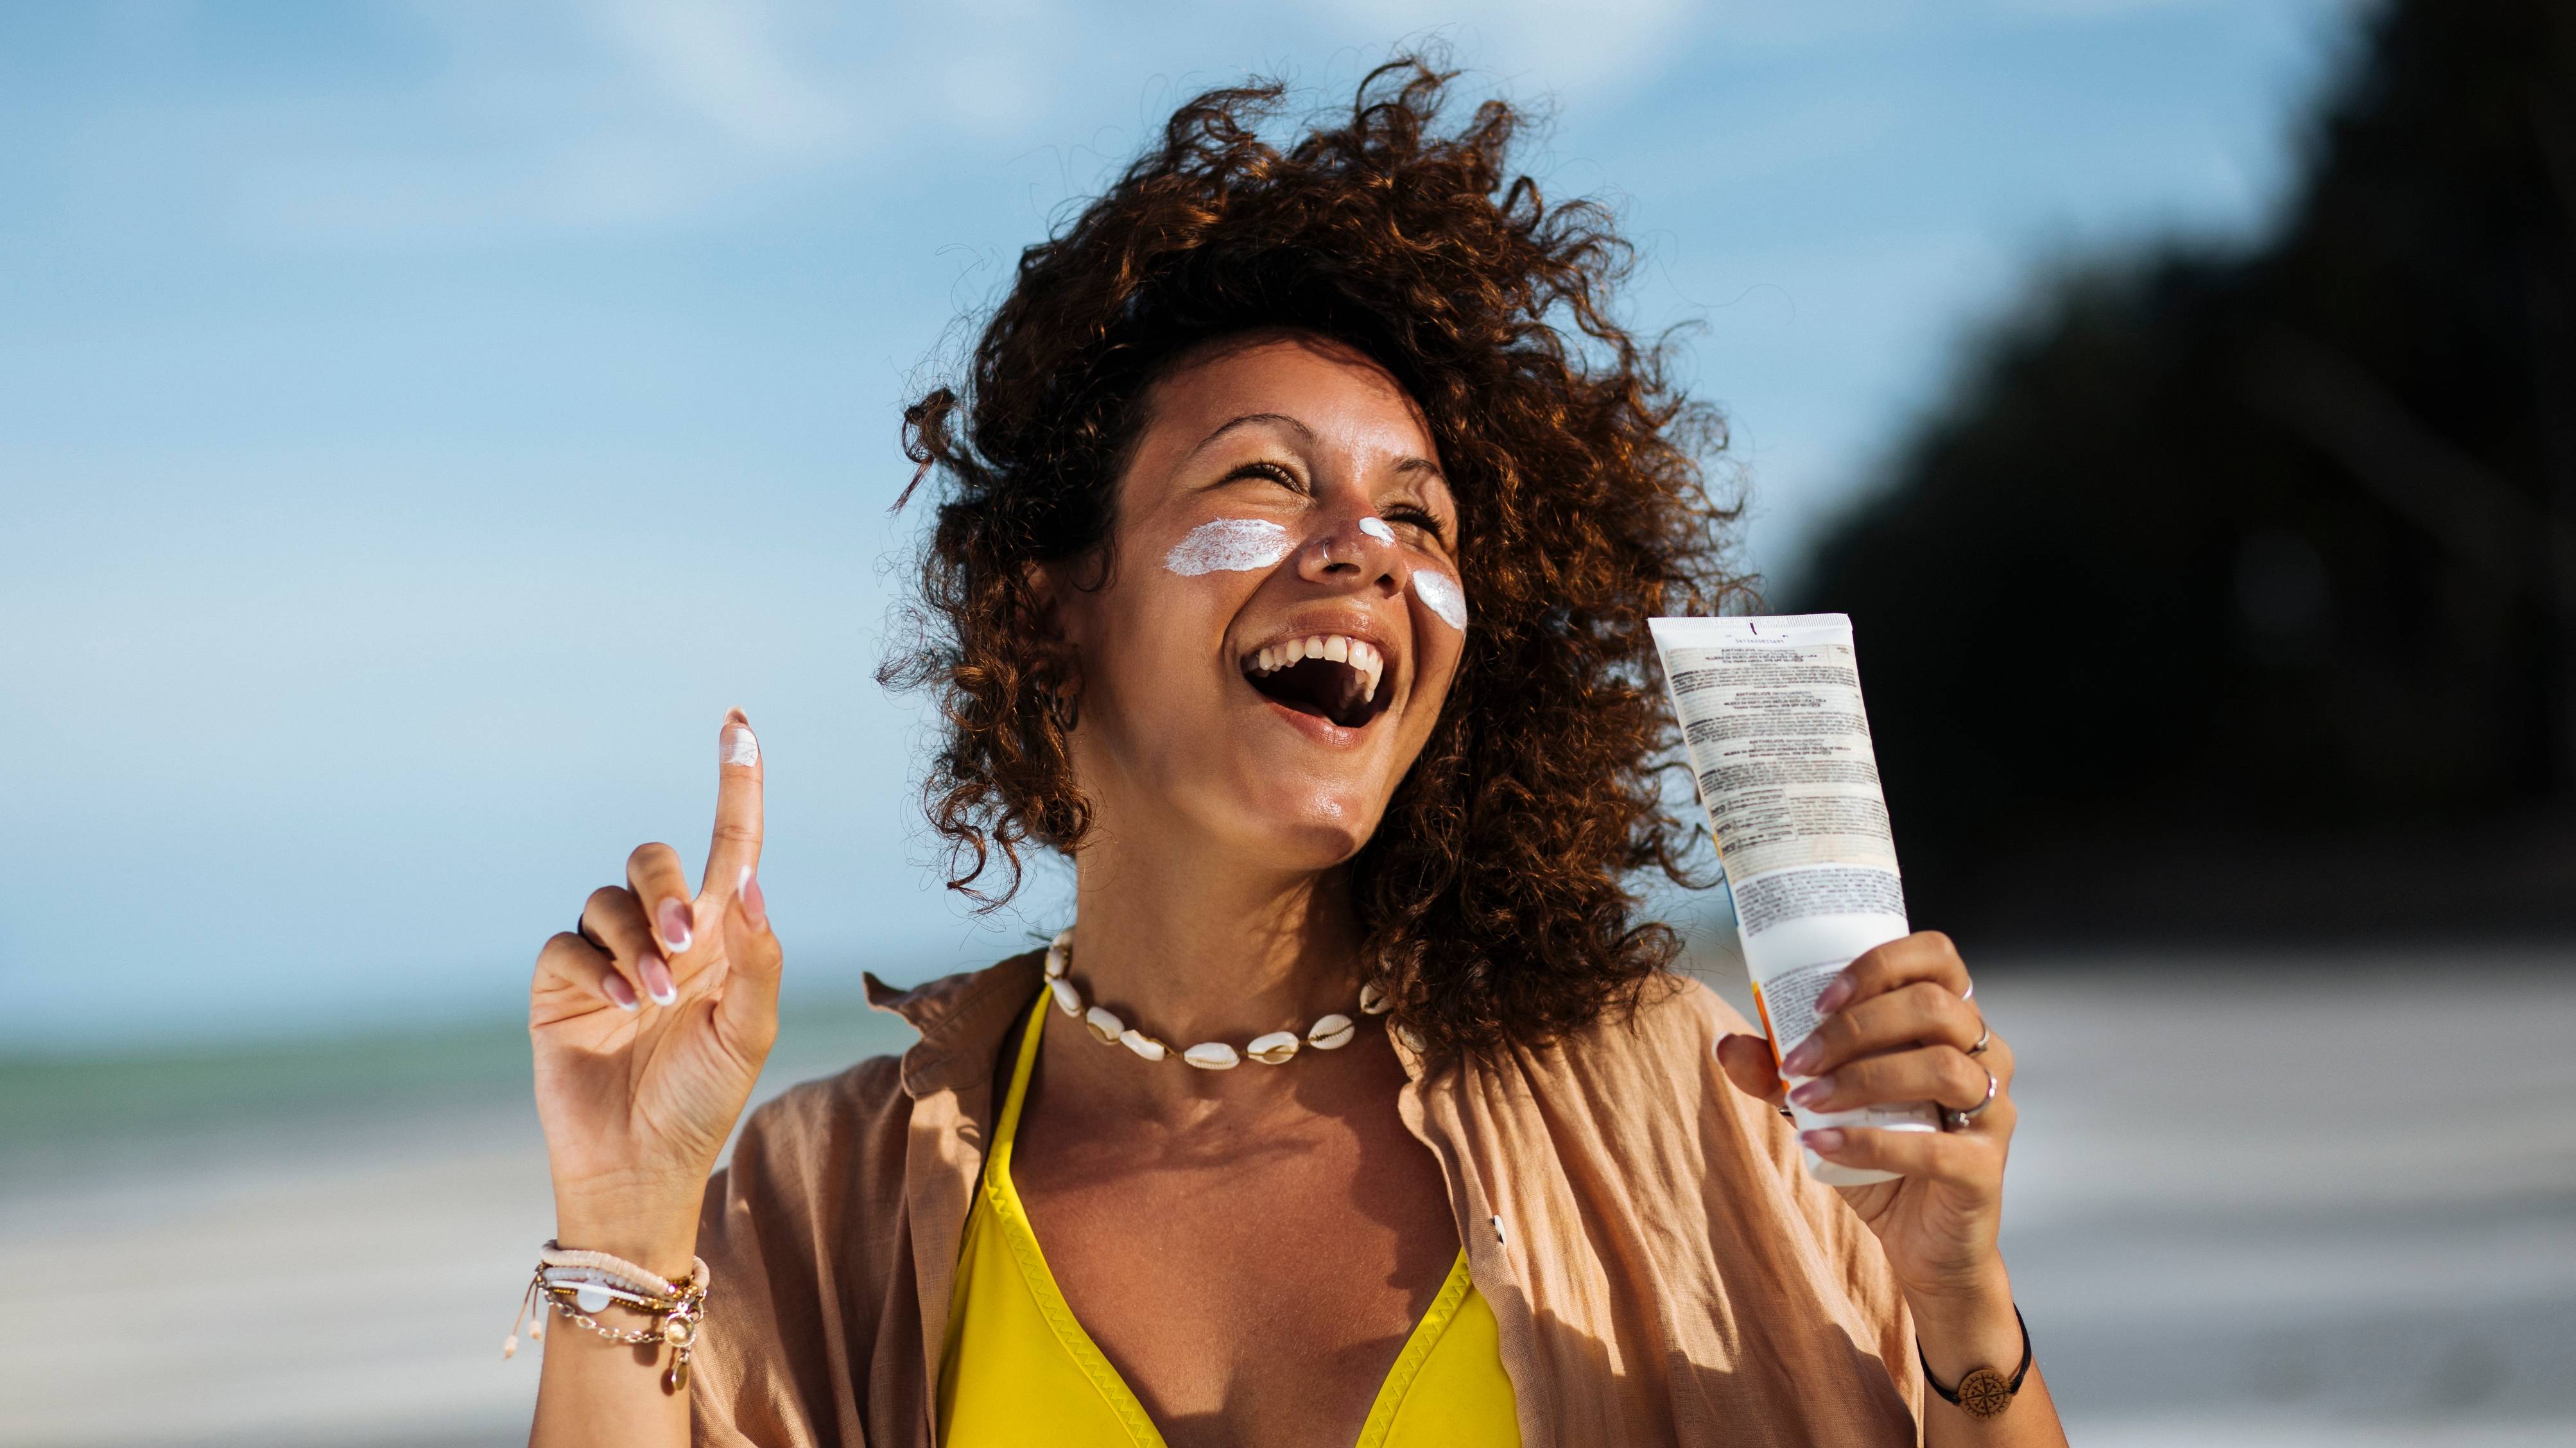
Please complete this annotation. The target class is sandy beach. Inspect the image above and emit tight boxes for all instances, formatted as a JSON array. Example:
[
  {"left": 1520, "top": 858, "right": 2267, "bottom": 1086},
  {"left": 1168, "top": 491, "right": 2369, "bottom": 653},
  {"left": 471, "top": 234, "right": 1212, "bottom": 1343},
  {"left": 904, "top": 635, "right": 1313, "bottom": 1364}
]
[{"left": 4, "top": 951, "right": 2570, "bottom": 1447}]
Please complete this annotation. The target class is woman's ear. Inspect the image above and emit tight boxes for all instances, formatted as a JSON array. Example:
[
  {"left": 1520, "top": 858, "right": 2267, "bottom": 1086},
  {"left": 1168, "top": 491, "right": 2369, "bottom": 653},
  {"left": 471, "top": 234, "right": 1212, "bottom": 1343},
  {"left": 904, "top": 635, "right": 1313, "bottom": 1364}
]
[{"left": 1024, "top": 558, "right": 1083, "bottom": 702}]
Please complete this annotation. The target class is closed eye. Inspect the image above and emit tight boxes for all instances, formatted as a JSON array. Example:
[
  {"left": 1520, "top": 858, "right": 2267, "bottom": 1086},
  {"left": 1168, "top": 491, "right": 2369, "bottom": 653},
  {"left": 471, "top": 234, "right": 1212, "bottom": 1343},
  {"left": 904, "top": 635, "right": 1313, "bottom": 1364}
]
[
  {"left": 1385, "top": 504, "right": 1448, "bottom": 544},
  {"left": 1220, "top": 460, "right": 1307, "bottom": 494}
]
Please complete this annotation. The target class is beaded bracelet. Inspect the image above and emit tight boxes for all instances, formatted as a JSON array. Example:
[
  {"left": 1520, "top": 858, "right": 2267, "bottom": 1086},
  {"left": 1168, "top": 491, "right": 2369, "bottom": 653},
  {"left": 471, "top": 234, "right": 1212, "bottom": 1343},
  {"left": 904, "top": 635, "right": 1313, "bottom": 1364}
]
[{"left": 503, "top": 1241, "right": 712, "bottom": 1393}]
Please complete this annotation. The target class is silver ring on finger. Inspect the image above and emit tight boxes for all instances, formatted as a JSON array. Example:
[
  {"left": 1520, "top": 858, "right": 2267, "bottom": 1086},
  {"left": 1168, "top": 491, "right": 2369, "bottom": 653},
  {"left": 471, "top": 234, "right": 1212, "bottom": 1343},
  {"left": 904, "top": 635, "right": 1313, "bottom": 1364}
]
[
  {"left": 1944, "top": 1064, "right": 1998, "bottom": 1131},
  {"left": 1967, "top": 1023, "right": 1992, "bottom": 1057}
]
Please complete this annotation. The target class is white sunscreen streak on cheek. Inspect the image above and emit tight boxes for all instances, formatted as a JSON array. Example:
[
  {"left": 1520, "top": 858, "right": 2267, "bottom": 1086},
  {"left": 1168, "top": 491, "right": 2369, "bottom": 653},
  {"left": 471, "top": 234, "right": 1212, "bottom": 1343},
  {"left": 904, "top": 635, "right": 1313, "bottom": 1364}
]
[
  {"left": 1163, "top": 517, "right": 1295, "bottom": 576},
  {"left": 1357, "top": 516, "right": 1396, "bottom": 542},
  {"left": 722, "top": 727, "right": 759, "bottom": 768},
  {"left": 1412, "top": 569, "right": 1469, "bottom": 631}
]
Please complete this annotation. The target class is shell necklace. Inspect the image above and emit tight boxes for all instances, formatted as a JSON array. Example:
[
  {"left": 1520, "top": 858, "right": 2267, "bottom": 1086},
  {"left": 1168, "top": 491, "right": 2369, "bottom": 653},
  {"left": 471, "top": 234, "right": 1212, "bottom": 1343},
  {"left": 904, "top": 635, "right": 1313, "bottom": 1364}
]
[{"left": 1041, "top": 929, "right": 1391, "bottom": 1069}]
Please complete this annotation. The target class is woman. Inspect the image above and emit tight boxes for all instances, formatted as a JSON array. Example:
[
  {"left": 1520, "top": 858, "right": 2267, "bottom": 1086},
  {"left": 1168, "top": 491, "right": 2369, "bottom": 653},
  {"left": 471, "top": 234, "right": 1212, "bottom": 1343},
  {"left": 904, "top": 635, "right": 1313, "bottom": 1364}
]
[{"left": 523, "top": 64, "right": 2065, "bottom": 1447}]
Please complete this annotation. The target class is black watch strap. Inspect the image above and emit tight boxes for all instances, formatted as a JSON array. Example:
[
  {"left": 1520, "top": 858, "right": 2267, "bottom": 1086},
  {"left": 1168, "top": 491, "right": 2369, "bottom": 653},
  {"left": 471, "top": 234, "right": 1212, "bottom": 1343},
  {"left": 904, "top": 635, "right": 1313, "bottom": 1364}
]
[{"left": 1919, "top": 1305, "right": 2032, "bottom": 1420}]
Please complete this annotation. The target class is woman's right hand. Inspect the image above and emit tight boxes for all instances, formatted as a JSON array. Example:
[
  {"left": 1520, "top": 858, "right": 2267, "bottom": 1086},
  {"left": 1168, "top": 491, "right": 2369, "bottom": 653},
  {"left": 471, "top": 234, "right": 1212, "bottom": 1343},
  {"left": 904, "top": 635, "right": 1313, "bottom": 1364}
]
[{"left": 527, "top": 708, "right": 782, "bottom": 1276}]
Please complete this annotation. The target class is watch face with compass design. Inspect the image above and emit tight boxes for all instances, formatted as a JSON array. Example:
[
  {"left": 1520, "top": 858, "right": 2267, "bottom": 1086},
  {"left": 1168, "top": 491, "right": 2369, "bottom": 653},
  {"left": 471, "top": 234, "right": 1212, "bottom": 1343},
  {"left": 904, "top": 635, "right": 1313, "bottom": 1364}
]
[
  {"left": 1956, "top": 1367, "right": 2014, "bottom": 1420},
  {"left": 1919, "top": 1304, "right": 2032, "bottom": 1420}
]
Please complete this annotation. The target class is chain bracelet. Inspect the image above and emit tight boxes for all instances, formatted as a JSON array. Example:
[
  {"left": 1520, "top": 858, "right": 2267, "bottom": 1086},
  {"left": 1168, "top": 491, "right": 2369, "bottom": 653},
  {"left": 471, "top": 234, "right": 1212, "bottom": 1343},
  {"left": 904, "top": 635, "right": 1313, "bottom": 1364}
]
[
  {"left": 540, "top": 1291, "right": 672, "bottom": 1347},
  {"left": 531, "top": 1279, "right": 705, "bottom": 1390},
  {"left": 504, "top": 1245, "right": 710, "bottom": 1393}
]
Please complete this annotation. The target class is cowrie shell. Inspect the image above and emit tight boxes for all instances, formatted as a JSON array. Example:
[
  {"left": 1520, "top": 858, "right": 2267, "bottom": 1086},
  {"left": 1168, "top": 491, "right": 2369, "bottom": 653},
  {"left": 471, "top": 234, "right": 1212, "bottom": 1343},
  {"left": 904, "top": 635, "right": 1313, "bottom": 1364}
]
[
  {"left": 1084, "top": 1006, "right": 1125, "bottom": 1044},
  {"left": 1044, "top": 945, "right": 1068, "bottom": 980},
  {"left": 1359, "top": 982, "right": 1392, "bottom": 1015},
  {"left": 1048, "top": 977, "right": 1082, "bottom": 1017},
  {"left": 1119, "top": 1029, "right": 1168, "bottom": 1062},
  {"left": 1307, "top": 1013, "right": 1356, "bottom": 1050},
  {"left": 1246, "top": 1030, "right": 1301, "bottom": 1065},
  {"left": 1396, "top": 1023, "right": 1426, "bottom": 1054},
  {"left": 1182, "top": 1042, "right": 1241, "bottom": 1070}
]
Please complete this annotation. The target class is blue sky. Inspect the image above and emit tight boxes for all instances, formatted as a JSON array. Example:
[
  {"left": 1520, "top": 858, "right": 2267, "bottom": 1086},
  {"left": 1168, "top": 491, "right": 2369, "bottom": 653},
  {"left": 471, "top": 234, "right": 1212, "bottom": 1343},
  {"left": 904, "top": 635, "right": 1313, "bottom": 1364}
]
[{"left": 0, "top": 0, "right": 2358, "bottom": 1046}]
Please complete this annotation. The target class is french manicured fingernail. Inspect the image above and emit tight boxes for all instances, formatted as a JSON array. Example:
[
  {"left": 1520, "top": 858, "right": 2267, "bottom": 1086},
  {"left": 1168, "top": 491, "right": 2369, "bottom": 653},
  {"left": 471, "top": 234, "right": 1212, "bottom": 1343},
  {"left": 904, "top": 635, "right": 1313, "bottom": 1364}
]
[
  {"left": 657, "top": 898, "right": 694, "bottom": 954},
  {"left": 739, "top": 866, "right": 767, "bottom": 930},
  {"left": 1789, "top": 1075, "right": 1835, "bottom": 1108},
  {"left": 1816, "top": 974, "right": 1854, "bottom": 1013},
  {"left": 1782, "top": 1039, "right": 1823, "bottom": 1075},
  {"left": 601, "top": 970, "right": 639, "bottom": 1012},
  {"left": 722, "top": 723, "right": 759, "bottom": 768},
  {"left": 640, "top": 952, "right": 678, "bottom": 1006},
  {"left": 1802, "top": 1128, "right": 1846, "bottom": 1154}
]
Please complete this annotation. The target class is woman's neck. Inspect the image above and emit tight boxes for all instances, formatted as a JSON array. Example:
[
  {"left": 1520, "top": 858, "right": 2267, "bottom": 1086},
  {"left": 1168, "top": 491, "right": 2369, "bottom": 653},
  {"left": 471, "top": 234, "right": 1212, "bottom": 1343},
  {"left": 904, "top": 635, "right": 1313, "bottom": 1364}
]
[{"left": 1046, "top": 832, "right": 1372, "bottom": 1118}]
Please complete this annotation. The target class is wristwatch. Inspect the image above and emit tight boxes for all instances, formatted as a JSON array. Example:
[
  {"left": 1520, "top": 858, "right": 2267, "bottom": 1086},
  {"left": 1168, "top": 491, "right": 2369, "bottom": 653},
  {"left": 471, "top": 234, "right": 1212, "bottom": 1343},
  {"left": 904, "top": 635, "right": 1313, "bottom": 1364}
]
[{"left": 1919, "top": 1306, "right": 2032, "bottom": 1420}]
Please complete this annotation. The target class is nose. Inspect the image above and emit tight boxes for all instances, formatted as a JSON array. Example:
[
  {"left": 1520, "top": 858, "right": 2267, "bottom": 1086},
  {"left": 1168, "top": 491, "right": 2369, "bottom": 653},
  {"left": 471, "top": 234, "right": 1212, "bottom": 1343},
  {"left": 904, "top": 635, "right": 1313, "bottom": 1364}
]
[{"left": 1296, "top": 506, "right": 1406, "bottom": 596}]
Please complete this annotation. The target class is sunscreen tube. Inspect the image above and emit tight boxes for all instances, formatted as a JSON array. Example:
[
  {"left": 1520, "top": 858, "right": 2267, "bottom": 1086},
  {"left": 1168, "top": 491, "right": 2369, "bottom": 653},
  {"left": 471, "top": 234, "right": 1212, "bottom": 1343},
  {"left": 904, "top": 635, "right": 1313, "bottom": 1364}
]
[{"left": 1649, "top": 613, "right": 1939, "bottom": 1185}]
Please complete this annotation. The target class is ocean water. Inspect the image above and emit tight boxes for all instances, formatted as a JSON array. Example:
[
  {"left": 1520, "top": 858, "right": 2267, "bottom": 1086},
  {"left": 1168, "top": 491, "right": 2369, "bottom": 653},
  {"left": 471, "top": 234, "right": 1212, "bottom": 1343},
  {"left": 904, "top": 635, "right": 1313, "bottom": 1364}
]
[{"left": 3, "top": 952, "right": 2570, "bottom": 1447}]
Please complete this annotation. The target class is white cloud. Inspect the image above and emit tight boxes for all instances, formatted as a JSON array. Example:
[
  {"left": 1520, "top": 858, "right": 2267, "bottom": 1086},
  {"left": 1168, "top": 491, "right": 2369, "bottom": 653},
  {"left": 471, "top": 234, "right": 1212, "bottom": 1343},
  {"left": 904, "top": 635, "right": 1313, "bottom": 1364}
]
[
  {"left": 187, "top": 0, "right": 1719, "bottom": 248},
  {"left": 584, "top": 0, "right": 858, "bottom": 155}
]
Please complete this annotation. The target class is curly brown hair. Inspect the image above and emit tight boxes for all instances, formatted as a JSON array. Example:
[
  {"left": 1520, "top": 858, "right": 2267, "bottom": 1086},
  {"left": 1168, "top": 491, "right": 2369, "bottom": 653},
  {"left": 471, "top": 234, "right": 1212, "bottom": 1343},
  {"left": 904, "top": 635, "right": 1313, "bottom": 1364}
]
[{"left": 883, "top": 58, "right": 1747, "bottom": 1055}]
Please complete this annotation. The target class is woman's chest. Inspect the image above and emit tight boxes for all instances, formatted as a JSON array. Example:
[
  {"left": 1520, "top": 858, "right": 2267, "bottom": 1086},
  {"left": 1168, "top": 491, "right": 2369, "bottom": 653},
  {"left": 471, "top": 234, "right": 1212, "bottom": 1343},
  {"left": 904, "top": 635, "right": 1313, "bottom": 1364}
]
[{"left": 1007, "top": 1111, "right": 1460, "bottom": 1448}]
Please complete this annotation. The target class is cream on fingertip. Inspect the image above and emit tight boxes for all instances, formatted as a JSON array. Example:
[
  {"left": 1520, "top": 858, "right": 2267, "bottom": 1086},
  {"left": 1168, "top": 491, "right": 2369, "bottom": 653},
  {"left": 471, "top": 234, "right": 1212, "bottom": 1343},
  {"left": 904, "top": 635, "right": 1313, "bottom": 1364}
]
[{"left": 722, "top": 725, "right": 759, "bottom": 769}]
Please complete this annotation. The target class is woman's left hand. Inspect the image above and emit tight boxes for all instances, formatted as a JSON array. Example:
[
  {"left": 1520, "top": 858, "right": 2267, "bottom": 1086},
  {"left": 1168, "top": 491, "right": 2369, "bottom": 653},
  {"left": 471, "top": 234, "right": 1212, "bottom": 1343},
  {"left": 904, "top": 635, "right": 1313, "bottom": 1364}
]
[{"left": 1716, "top": 931, "right": 2016, "bottom": 1313}]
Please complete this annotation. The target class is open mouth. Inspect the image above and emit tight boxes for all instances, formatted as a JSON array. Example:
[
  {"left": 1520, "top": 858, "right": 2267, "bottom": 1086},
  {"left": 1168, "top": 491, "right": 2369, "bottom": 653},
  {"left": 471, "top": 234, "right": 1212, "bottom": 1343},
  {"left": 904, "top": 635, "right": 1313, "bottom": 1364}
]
[{"left": 1241, "top": 633, "right": 1390, "bottom": 730}]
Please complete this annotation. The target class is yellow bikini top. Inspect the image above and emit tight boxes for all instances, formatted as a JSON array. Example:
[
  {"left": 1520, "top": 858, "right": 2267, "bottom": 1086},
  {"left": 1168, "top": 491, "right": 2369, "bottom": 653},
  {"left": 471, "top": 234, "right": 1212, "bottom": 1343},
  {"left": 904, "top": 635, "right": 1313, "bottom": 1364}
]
[{"left": 935, "top": 987, "right": 1521, "bottom": 1447}]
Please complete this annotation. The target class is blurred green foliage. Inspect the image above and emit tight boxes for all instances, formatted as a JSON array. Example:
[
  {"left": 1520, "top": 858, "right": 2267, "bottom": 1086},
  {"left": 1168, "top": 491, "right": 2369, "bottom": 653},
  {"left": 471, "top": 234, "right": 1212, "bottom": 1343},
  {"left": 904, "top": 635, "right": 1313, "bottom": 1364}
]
[{"left": 1795, "top": 0, "right": 2576, "bottom": 938}]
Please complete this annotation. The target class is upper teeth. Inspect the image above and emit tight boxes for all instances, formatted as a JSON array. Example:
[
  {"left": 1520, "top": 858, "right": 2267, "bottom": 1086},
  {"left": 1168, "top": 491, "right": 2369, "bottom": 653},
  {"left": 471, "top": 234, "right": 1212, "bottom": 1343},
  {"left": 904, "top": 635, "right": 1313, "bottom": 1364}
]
[{"left": 1248, "top": 634, "right": 1385, "bottom": 702}]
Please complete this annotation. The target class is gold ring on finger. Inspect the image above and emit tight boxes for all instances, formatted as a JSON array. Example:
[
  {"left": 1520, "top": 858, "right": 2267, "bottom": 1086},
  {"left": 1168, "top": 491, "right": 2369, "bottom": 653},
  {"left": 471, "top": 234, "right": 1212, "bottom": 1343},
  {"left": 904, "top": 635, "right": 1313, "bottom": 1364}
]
[{"left": 1944, "top": 1064, "right": 1997, "bottom": 1132}]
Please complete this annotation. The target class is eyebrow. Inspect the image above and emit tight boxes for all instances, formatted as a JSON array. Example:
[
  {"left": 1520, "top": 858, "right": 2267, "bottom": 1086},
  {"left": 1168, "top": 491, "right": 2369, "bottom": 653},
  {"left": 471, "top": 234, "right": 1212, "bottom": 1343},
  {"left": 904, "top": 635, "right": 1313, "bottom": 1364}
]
[
  {"left": 1187, "top": 411, "right": 1315, "bottom": 460},
  {"left": 1188, "top": 411, "right": 1448, "bottom": 485}
]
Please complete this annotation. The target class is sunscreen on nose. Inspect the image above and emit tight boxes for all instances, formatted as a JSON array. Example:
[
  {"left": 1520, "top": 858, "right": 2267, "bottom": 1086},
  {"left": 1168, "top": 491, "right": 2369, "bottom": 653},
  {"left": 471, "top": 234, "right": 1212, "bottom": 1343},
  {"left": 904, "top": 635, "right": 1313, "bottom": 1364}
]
[{"left": 1650, "top": 613, "right": 1939, "bottom": 1185}]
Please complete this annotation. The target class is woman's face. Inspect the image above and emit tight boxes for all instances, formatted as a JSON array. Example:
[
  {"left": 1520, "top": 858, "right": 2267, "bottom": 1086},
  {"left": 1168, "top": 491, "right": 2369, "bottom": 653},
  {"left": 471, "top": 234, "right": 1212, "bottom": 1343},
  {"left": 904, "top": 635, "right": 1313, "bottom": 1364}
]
[{"left": 1050, "top": 331, "right": 1467, "bottom": 875}]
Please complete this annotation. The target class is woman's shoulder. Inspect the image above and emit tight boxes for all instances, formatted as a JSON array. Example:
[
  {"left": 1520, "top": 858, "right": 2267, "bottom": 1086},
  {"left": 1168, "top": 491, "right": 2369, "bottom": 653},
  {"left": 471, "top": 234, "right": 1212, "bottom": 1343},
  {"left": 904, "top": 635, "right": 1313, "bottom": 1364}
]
[
  {"left": 1634, "top": 967, "right": 1759, "bottom": 1043},
  {"left": 714, "top": 1051, "right": 912, "bottom": 1230},
  {"left": 1539, "top": 967, "right": 1758, "bottom": 1083},
  {"left": 720, "top": 956, "right": 1039, "bottom": 1198},
  {"left": 740, "top": 1051, "right": 912, "bottom": 1155},
  {"left": 1443, "top": 968, "right": 1781, "bottom": 1180},
  {"left": 1468, "top": 969, "right": 1842, "bottom": 1218}
]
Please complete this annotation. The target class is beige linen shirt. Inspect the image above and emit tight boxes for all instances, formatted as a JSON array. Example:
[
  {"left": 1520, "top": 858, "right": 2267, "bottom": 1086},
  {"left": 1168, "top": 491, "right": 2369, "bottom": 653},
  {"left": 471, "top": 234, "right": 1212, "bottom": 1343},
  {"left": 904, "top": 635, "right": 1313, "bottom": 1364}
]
[{"left": 686, "top": 952, "right": 1924, "bottom": 1446}]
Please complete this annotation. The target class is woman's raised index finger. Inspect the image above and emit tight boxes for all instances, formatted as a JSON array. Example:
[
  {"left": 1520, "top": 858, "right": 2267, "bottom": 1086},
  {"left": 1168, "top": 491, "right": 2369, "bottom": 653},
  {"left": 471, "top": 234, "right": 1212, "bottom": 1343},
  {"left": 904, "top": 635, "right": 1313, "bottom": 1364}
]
[{"left": 702, "top": 707, "right": 764, "bottom": 902}]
